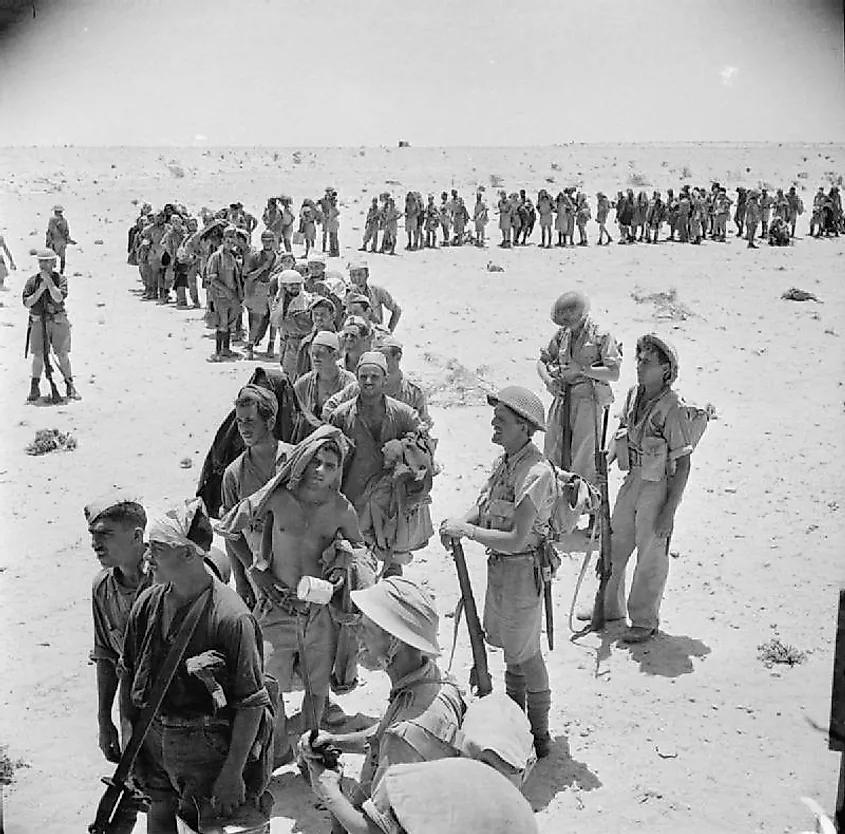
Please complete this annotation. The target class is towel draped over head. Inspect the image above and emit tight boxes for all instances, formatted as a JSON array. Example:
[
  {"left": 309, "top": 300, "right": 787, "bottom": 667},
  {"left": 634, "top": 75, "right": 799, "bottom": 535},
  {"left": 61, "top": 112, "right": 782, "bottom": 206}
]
[
  {"left": 147, "top": 497, "right": 208, "bottom": 555},
  {"left": 215, "top": 426, "right": 350, "bottom": 566}
]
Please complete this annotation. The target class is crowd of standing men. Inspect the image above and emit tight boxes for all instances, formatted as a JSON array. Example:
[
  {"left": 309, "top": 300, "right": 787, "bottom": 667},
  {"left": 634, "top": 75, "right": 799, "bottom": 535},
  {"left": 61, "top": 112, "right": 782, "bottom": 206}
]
[
  {"left": 357, "top": 182, "right": 842, "bottom": 252},
  {"left": 14, "top": 167, "right": 833, "bottom": 834},
  {"left": 80, "top": 188, "right": 708, "bottom": 832}
]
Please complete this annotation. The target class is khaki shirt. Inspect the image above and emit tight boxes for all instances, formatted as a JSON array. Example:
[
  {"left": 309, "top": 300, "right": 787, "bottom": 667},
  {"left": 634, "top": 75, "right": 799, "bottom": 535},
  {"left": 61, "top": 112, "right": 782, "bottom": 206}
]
[
  {"left": 361, "top": 659, "right": 465, "bottom": 797},
  {"left": 476, "top": 441, "right": 556, "bottom": 553},
  {"left": 543, "top": 317, "right": 620, "bottom": 405}
]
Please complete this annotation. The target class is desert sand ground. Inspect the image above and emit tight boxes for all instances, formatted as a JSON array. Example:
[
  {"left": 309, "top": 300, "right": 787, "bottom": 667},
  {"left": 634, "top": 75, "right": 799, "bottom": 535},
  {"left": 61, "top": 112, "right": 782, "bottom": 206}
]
[{"left": 0, "top": 143, "right": 844, "bottom": 834}]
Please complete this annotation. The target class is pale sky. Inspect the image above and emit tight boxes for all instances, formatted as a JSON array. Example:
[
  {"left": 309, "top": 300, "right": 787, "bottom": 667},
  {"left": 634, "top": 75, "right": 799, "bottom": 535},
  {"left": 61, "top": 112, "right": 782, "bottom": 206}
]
[{"left": 1, "top": 0, "right": 843, "bottom": 146}]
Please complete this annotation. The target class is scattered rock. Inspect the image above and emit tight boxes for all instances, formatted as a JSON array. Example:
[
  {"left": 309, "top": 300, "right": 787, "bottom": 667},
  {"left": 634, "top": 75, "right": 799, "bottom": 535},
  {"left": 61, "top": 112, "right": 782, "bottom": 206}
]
[
  {"left": 94, "top": 239, "right": 104, "bottom": 245},
  {"left": 781, "top": 287, "right": 821, "bottom": 302},
  {"left": 179, "top": 457, "right": 193, "bottom": 469},
  {"left": 486, "top": 261, "right": 505, "bottom": 273}
]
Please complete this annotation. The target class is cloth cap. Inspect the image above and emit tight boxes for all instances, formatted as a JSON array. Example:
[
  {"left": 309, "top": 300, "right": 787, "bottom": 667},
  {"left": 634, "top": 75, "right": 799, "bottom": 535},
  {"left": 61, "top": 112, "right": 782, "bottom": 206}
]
[
  {"left": 550, "top": 290, "right": 590, "bottom": 325},
  {"left": 345, "top": 292, "right": 371, "bottom": 308},
  {"left": 348, "top": 257, "right": 369, "bottom": 272},
  {"left": 260, "top": 230, "right": 276, "bottom": 241},
  {"left": 487, "top": 386, "right": 546, "bottom": 432},
  {"left": 84, "top": 489, "right": 146, "bottom": 530},
  {"left": 311, "top": 330, "right": 340, "bottom": 351},
  {"left": 382, "top": 759, "right": 538, "bottom": 834},
  {"left": 351, "top": 577, "right": 440, "bottom": 656},
  {"left": 356, "top": 351, "right": 388, "bottom": 375},
  {"left": 308, "top": 295, "right": 336, "bottom": 315},
  {"left": 279, "top": 251, "right": 297, "bottom": 263},
  {"left": 34, "top": 248, "right": 58, "bottom": 261},
  {"left": 147, "top": 498, "right": 209, "bottom": 555},
  {"left": 377, "top": 334, "right": 403, "bottom": 351},
  {"left": 236, "top": 383, "right": 279, "bottom": 422},
  {"left": 307, "top": 252, "right": 326, "bottom": 265},
  {"left": 637, "top": 333, "right": 679, "bottom": 385},
  {"left": 342, "top": 315, "right": 371, "bottom": 335},
  {"left": 457, "top": 692, "right": 535, "bottom": 771},
  {"left": 53, "top": 204, "right": 64, "bottom": 212},
  {"left": 279, "top": 269, "right": 303, "bottom": 286},
  {"left": 320, "top": 271, "right": 350, "bottom": 297}
]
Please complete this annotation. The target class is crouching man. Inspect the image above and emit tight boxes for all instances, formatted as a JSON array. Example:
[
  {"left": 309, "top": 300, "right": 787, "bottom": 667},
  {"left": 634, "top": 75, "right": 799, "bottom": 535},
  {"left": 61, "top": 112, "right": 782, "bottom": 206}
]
[{"left": 120, "top": 498, "right": 274, "bottom": 834}]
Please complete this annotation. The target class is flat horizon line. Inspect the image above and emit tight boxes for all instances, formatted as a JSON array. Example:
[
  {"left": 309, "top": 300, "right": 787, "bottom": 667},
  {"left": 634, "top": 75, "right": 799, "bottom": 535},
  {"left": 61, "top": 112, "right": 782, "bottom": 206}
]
[{"left": 2, "top": 141, "right": 844, "bottom": 151}]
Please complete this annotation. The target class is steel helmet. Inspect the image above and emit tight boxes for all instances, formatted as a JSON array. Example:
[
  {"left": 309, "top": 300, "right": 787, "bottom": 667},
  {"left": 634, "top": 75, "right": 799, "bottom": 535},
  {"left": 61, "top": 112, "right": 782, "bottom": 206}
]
[{"left": 487, "top": 386, "right": 546, "bottom": 432}]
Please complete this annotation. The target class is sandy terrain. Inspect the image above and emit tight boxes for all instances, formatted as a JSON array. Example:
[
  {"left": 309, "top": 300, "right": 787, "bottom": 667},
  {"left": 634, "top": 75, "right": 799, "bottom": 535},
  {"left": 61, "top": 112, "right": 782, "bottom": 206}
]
[{"left": 0, "top": 143, "right": 844, "bottom": 834}]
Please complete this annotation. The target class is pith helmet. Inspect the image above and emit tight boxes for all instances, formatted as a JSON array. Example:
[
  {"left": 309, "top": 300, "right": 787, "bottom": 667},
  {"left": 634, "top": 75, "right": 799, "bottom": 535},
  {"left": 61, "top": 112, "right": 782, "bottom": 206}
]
[
  {"left": 379, "top": 759, "right": 539, "bottom": 834},
  {"left": 351, "top": 576, "right": 441, "bottom": 656},
  {"left": 637, "top": 333, "right": 679, "bottom": 385},
  {"left": 550, "top": 290, "right": 590, "bottom": 326},
  {"left": 487, "top": 386, "right": 546, "bottom": 432}
]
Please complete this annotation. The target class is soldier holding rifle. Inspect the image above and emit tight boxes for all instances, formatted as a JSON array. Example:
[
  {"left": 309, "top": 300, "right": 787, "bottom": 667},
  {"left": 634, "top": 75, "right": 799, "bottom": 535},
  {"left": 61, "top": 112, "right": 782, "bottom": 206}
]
[
  {"left": 440, "top": 386, "right": 557, "bottom": 758},
  {"left": 22, "top": 249, "right": 81, "bottom": 403}
]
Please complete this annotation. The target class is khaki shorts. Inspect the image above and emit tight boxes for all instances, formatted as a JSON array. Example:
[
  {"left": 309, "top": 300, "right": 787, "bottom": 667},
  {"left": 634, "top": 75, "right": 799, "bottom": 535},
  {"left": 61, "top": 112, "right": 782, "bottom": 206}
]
[
  {"left": 28, "top": 313, "right": 71, "bottom": 356},
  {"left": 484, "top": 555, "right": 542, "bottom": 665},
  {"left": 261, "top": 603, "right": 335, "bottom": 694},
  {"left": 213, "top": 298, "right": 241, "bottom": 332}
]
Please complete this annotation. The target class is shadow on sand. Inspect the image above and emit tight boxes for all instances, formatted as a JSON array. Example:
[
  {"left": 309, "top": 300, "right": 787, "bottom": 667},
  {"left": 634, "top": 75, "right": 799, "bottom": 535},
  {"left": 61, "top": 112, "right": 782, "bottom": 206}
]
[
  {"left": 523, "top": 734, "right": 602, "bottom": 812},
  {"left": 622, "top": 630, "right": 711, "bottom": 677}
]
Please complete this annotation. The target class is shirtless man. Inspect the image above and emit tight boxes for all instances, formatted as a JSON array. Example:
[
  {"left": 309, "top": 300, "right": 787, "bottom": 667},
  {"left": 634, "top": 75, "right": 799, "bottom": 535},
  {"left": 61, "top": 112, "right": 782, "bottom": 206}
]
[{"left": 227, "top": 427, "right": 363, "bottom": 763}]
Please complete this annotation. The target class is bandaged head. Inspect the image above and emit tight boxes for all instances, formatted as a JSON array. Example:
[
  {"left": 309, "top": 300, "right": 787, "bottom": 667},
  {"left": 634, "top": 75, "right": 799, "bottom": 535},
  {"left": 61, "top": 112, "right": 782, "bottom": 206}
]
[{"left": 147, "top": 497, "right": 213, "bottom": 556}]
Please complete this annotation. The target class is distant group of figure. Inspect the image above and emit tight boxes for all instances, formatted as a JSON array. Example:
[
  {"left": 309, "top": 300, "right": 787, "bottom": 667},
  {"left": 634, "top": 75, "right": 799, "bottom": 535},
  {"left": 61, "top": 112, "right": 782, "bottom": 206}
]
[{"left": 360, "top": 182, "right": 843, "bottom": 254}]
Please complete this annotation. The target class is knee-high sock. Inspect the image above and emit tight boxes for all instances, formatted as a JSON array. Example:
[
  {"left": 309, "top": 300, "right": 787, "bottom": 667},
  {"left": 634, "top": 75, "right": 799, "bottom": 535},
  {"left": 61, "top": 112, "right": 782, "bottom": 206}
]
[
  {"left": 521, "top": 651, "right": 551, "bottom": 736},
  {"left": 505, "top": 666, "right": 526, "bottom": 711}
]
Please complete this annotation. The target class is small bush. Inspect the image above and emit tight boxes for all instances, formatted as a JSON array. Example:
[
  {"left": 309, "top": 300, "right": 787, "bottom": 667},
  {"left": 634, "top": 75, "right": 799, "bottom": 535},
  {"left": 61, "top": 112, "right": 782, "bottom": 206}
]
[
  {"left": 0, "top": 746, "right": 28, "bottom": 786},
  {"left": 757, "top": 638, "right": 807, "bottom": 668}
]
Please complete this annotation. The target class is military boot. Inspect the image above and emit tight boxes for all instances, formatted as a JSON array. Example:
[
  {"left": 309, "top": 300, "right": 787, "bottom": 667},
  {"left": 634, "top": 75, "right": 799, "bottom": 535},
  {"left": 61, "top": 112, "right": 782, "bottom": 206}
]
[
  {"left": 27, "top": 377, "right": 41, "bottom": 403},
  {"left": 65, "top": 377, "right": 82, "bottom": 401}
]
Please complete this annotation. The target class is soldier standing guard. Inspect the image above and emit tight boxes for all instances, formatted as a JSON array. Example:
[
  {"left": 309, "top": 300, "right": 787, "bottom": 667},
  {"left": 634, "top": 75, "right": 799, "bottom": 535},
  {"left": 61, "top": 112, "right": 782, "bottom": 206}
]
[
  {"left": 45, "top": 204, "right": 75, "bottom": 274},
  {"left": 440, "top": 386, "right": 557, "bottom": 758},
  {"left": 537, "top": 292, "right": 620, "bottom": 491},
  {"left": 23, "top": 249, "right": 81, "bottom": 402}
]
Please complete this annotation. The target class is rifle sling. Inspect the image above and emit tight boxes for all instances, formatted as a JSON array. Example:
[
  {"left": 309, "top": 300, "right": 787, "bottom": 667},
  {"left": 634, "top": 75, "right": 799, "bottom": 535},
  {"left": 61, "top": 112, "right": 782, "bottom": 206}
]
[{"left": 112, "top": 588, "right": 212, "bottom": 785}]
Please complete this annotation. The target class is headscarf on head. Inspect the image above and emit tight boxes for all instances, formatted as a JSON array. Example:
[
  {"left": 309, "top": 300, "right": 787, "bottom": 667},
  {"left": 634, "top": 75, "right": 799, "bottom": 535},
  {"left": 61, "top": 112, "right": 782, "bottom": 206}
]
[
  {"left": 216, "top": 426, "right": 350, "bottom": 568},
  {"left": 236, "top": 383, "right": 279, "bottom": 424},
  {"left": 147, "top": 497, "right": 209, "bottom": 556}
]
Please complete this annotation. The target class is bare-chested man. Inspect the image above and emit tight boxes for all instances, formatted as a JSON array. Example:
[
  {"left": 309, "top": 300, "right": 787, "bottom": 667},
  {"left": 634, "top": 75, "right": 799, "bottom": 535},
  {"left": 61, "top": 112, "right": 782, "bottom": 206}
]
[{"left": 218, "top": 427, "right": 363, "bottom": 764}]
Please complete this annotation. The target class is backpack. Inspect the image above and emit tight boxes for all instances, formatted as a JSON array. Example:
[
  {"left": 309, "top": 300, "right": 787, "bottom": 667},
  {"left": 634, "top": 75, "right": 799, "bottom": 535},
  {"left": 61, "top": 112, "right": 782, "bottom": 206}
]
[
  {"left": 676, "top": 397, "right": 712, "bottom": 452},
  {"left": 547, "top": 464, "right": 600, "bottom": 543}
]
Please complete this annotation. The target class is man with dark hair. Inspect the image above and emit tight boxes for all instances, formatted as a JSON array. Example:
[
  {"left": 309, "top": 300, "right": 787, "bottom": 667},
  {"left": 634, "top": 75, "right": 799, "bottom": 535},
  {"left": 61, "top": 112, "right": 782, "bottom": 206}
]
[
  {"left": 121, "top": 498, "right": 274, "bottom": 834},
  {"left": 440, "top": 386, "right": 557, "bottom": 758},
  {"left": 221, "top": 385, "right": 290, "bottom": 608},
  {"left": 86, "top": 492, "right": 151, "bottom": 765},
  {"left": 293, "top": 332, "right": 356, "bottom": 431}
]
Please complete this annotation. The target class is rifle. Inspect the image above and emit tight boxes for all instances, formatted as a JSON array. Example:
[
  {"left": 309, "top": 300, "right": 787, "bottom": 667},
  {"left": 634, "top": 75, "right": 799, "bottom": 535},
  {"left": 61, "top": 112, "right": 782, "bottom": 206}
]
[
  {"left": 40, "top": 304, "right": 63, "bottom": 404},
  {"left": 589, "top": 407, "right": 612, "bottom": 632},
  {"left": 539, "top": 543, "right": 556, "bottom": 651},
  {"left": 89, "top": 589, "right": 211, "bottom": 834},
  {"left": 450, "top": 540, "right": 493, "bottom": 697}
]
